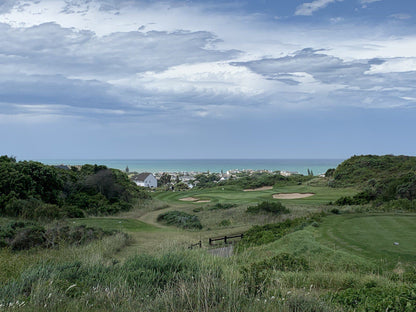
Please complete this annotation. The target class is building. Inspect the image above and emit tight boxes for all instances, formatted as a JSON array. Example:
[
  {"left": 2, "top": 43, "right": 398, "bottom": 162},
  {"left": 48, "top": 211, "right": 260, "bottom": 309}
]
[{"left": 132, "top": 173, "right": 158, "bottom": 188}]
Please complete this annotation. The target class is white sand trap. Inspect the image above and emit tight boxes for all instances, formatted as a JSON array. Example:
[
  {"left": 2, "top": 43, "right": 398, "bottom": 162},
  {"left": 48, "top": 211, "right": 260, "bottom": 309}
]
[
  {"left": 273, "top": 193, "right": 315, "bottom": 199},
  {"left": 195, "top": 200, "right": 211, "bottom": 203},
  {"left": 244, "top": 186, "right": 273, "bottom": 192},
  {"left": 179, "top": 197, "right": 199, "bottom": 202}
]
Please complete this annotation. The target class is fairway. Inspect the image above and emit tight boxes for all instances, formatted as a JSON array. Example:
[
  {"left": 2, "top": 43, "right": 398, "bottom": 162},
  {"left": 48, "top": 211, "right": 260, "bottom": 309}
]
[
  {"left": 318, "top": 214, "right": 416, "bottom": 264},
  {"left": 154, "top": 185, "right": 358, "bottom": 206}
]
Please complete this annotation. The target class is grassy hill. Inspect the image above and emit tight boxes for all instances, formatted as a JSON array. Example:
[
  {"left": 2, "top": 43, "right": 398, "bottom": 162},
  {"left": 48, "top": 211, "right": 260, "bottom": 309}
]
[{"left": 332, "top": 154, "right": 416, "bottom": 186}]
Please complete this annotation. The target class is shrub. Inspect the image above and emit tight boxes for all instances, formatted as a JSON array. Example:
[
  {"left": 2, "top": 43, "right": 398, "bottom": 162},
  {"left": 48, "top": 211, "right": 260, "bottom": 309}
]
[
  {"left": 157, "top": 211, "right": 202, "bottom": 229},
  {"left": 246, "top": 201, "right": 289, "bottom": 215},
  {"left": 209, "top": 203, "right": 236, "bottom": 210},
  {"left": 328, "top": 285, "right": 416, "bottom": 311},
  {"left": 219, "top": 219, "right": 231, "bottom": 227}
]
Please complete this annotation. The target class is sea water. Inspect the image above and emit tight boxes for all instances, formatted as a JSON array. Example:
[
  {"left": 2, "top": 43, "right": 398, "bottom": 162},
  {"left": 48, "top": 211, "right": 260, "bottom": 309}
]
[{"left": 37, "top": 159, "right": 344, "bottom": 175}]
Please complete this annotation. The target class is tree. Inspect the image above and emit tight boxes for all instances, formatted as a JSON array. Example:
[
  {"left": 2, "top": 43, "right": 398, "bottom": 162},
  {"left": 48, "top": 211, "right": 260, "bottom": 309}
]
[{"left": 159, "top": 173, "right": 172, "bottom": 186}]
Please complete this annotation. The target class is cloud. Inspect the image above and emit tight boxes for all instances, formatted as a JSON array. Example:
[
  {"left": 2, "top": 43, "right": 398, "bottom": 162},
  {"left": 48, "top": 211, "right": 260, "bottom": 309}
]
[
  {"left": 390, "top": 13, "right": 412, "bottom": 20},
  {"left": 360, "top": 0, "right": 382, "bottom": 3},
  {"left": 232, "top": 49, "right": 416, "bottom": 109},
  {"left": 295, "top": 0, "right": 343, "bottom": 16}
]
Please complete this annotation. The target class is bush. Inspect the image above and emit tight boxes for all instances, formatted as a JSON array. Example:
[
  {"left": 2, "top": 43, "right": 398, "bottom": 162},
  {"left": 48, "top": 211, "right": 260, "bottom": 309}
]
[
  {"left": 246, "top": 201, "right": 289, "bottom": 215},
  {"left": 209, "top": 203, "right": 236, "bottom": 210},
  {"left": 328, "top": 284, "right": 416, "bottom": 311},
  {"left": 157, "top": 211, "right": 202, "bottom": 229},
  {"left": 219, "top": 219, "right": 231, "bottom": 227},
  {"left": 0, "top": 221, "right": 114, "bottom": 250},
  {"left": 239, "top": 214, "right": 322, "bottom": 247}
]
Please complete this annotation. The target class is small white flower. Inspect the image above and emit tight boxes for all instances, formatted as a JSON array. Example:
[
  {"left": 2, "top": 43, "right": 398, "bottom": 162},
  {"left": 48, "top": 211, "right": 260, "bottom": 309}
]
[{"left": 271, "top": 296, "right": 275, "bottom": 300}]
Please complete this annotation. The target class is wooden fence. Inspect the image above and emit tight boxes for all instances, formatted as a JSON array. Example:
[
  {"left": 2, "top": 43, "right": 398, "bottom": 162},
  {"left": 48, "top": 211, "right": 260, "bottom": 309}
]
[
  {"left": 188, "top": 234, "right": 244, "bottom": 249},
  {"left": 188, "top": 241, "right": 202, "bottom": 249},
  {"left": 209, "top": 234, "right": 244, "bottom": 246}
]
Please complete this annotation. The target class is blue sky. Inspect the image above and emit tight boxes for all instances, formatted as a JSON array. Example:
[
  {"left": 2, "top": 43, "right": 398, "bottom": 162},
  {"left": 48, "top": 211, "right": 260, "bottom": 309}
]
[{"left": 1, "top": 0, "right": 416, "bottom": 159}]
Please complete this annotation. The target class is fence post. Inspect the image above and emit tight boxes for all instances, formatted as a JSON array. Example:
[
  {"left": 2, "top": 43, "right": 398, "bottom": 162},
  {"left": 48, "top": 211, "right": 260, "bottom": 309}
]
[
  {"left": 199, "top": 240, "right": 201, "bottom": 248},
  {"left": 209, "top": 238, "right": 212, "bottom": 245},
  {"left": 224, "top": 236, "right": 227, "bottom": 244}
]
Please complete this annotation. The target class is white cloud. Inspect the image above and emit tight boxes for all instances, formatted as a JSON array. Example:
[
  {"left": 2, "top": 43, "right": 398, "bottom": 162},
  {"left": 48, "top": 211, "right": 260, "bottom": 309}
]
[
  {"left": 366, "top": 58, "right": 416, "bottom": 74},
  {"left": 295, "top": 0, "right": 343, "bottom": 16}
]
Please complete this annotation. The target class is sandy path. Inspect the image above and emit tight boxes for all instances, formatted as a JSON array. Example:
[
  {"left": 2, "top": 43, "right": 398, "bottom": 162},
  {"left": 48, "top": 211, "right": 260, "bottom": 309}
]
[
  {"left": 244, "top": 186, "right": 273, "bottom": 192},
  {"left": 273, "top": 193, "right": 314, "bottom": 199}
]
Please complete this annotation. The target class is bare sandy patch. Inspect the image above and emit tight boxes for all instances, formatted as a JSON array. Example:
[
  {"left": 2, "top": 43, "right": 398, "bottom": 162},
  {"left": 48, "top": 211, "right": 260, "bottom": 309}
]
[
  {"left": 195, "top": 200, "right": 211, "bottom": 203},
  {"left": 179, "top": 197, "right": 199, "bottom": 202},
  {"left": 244, "top": 186, "right": 273, "bottom": 192},
  {"left": 273, "top": 193, "right": 314, "bottom": 199}
]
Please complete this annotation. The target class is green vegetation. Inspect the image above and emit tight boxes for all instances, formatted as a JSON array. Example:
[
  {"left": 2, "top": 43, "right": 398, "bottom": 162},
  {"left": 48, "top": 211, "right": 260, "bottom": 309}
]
[
  {"left": 246, "top": 200, "right": 290, "bottom": 215},
  {"left": 0, "top": 220, "right": 115, "bottom": 250},
  {"left": 332, "top": 155, "right": 416, "bottom": 207},
  {"left": 239, "top": 214, "right": 322, "bottom": 247},
  {"left": 2, "top": 155, "right": 416, "bottom": 311},
  {"left": 0, "top": 155, "right": 149, "bottom": 219},
  {"left": 157, "top": 211, "right": 202, "bottom": 229}
]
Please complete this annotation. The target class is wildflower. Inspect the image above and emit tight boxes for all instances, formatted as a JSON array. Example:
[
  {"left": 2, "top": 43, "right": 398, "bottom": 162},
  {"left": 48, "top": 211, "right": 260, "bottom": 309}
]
[
  {"left": 264, "top": 299, "right": 267, "bottom": 303},
  {"left": 271, "top": 296, "right": 275, "bottom": 300},
  {"left": 287, "top": 291, "right": 291, "bottom": 295},
  {"left": 48, "top": 293, "right": 52, "bottom": 299}
]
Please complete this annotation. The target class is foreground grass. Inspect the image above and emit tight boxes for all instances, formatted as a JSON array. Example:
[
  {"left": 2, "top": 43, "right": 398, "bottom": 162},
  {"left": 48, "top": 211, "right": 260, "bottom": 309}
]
[{"left": 1, "top": 218, "right": 416, "bottom": 312}]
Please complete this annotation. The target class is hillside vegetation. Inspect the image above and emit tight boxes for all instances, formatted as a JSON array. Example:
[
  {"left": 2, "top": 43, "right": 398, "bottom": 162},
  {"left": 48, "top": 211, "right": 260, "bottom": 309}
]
[
  {"left": 1, "top": 155, "right": 416, "bottom": 311},
  {"left": 0, "top": 155, "right": 149, "bottom": 219},
  {"left": 330, "top": 155, "right": 416, "bottom": 206}
]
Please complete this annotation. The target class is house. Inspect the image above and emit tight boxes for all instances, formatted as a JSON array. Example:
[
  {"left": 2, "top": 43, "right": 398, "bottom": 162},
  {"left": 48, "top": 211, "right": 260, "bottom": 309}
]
[{"left": 132, "top": 172, "right": 158, "bottom": 188}]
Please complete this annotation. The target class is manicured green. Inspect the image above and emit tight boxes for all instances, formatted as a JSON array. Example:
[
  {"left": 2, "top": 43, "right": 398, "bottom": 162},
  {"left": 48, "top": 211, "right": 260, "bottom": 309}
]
[{"left": 317, "top": 214, "right": 416, "bottom": 264}]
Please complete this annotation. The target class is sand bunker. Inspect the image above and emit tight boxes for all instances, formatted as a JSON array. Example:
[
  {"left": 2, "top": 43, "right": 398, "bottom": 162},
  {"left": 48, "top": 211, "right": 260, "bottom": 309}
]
[
  {"left": 179, "top": 197, "right": 211, "bottom": 203},
  {"left": 273, "top": 193, "right": 314, "bottom": 199},
  {"left": 244, "top": 186, "right": 273, "bottom": 192},
  {"left": 179, "top": 197, "right": 199, "bottom": 202}
]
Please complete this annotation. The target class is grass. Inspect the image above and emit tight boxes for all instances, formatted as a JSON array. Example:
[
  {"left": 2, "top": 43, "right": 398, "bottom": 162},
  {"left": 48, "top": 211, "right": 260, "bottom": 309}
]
[
  {"left": 2, "top": 180, "right": 416, "bottom": 311},
  {"left": 72, "top": 217, "right": 160, "bottom": 232},
  {"left": 317, "top": 214, "right": 416, "bottom": 265},
  {"left": 154, "top": 184, "right": 358, "bottom": 207}
]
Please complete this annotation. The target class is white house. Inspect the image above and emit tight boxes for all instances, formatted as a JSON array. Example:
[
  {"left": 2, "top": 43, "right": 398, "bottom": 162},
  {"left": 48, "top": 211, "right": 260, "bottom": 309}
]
[{"left": 133, "top": 172, "right": 158, "bottom": 188}]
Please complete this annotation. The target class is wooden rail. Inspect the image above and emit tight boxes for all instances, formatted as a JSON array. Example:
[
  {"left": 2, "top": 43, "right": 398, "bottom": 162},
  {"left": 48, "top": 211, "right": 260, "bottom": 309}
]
[
  {"left": 209, "top": 234, "right": 244, "bottom": 245},
  {"left": 188, "top": 241, "right": 202, "bottom": 249}
]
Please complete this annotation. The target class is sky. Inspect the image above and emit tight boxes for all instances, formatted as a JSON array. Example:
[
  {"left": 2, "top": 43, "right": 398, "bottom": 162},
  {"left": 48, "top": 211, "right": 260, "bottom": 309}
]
[{"left": 1, "top": 0, "right": 416, "bottom": 160}]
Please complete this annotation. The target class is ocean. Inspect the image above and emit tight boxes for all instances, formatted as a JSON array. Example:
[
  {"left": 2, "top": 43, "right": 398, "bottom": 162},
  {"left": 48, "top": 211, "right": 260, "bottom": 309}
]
[{"left": 37, "top": 159, "right": 344, "bottom": 176}]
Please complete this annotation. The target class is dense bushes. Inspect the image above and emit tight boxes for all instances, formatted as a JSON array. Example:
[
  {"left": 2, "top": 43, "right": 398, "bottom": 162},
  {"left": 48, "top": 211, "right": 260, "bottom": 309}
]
[
  {"left": 332, "top": 155, "right": 416, "bottom": 187},
  {"left": 209, "top": 203, "right": 236, "bottom": 210},
  {"left": 240, "top": 214, "right": 322, "bottom": 247},
  {"left": 0, "top": 156, "right": 150, "bottom": 219},
  {"left": 157, "top": 211, "right": 202, "bottom": 229},
  {"left": 246, "top": 201, "right": 289, "bottom": 215},
  {"left": 219, "top": 172, "right": 312, "bottom": 189},
  {"left": 332, "top": 155, "right": 416, "bottom": 206},
  {"left": 0, "top": 221, "right": 114, "bottom": 250},
  {"left": 328, "top": 284, "right": 416, "bottom": 311}
]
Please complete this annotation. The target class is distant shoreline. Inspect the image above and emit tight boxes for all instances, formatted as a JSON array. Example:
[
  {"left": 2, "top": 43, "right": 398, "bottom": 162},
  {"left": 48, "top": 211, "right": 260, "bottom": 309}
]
[{"left": 35, "top": 158, "right": 344, "bottom": 176}]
